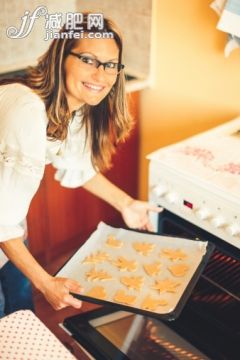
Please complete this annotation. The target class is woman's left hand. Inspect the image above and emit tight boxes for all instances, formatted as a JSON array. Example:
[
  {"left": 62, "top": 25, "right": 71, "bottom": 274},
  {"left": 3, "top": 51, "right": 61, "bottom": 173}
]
[{"left": 121, "top": 199, "right": 162, "bottom": 231}]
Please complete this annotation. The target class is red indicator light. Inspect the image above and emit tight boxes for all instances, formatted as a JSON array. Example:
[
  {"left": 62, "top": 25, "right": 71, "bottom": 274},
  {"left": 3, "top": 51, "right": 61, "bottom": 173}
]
[{"left": 183, "top": 200, "right": 193, "bottom": 209}]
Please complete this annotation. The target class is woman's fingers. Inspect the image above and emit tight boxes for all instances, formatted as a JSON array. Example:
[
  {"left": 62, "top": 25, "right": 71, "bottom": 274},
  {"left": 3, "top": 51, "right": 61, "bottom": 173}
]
[
  {"left": 64, "top": 279, "right": 83, "bottom": 294},
  {"left": 63, "top": 279, "right": 83, "bottom": 308},
  {"left": 63, "top": 293, "right": 82, "bottom": 309},
  {"left": 43, "top": 276, "right": 83, "bottom": 310},
  {"left": 138, "top": 217, "right": 154, "bottom": 232}
]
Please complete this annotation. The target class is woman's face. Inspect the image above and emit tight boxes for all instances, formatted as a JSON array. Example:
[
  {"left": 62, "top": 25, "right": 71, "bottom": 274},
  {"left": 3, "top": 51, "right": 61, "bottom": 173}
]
[{"left": 64, "top": 37, "right": 120, "bottom": 112}]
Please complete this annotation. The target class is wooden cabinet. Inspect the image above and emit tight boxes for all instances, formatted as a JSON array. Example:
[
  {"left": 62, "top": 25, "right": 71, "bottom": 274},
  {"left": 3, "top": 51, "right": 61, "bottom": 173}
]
[{"left": 27, "top": 92, "right": 140, "bottom": 265}]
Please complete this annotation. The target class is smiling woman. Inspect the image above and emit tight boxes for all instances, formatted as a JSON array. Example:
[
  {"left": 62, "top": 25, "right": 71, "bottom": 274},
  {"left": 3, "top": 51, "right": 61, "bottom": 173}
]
[
  {"left": 18, "top": 17, "right": 130, "bottom": 171},
  {"left": 65, "top": 37, "right": 120, "bottom": 109},
  {"left": 0, "top": 12, "right": 160, "bottom": 317}
]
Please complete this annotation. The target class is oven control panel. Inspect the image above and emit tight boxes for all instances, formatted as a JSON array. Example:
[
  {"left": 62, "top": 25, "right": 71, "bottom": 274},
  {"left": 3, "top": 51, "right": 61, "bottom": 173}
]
[{"left": 148, "top": 163, "right": 240, "bottom": 249}]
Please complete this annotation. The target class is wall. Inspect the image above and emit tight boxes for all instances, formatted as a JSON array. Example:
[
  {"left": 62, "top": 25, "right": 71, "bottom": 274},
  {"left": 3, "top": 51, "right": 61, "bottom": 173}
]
[
  {"left": 0, "top": 0, "right": 152, "bottom": 79},
  {"left": 139, "top": 0, "right": 240, "bottom": 199},
  {"left": 0, "top": 0, "right": 76, "bottom": 73},
  {"left": 76, "top": 0, "right": 152, "bottom": 78}
]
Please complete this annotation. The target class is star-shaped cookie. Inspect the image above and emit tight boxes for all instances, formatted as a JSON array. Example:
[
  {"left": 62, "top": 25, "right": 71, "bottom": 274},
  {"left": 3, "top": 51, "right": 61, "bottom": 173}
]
[
  {"left": 161, "top": 248, "right": 187, "bottom": 261},
  {"left": 132, "top": 242, "right": 155, "bottom": 256},
  {"left": 120, "top": 276, "right": 144, "bottom": 291},
  {"left": 105, "top": 235, "right": 123, "bottom": 248},
  {"left": 112, "top": 256, "right": 137, "bottom": 272},
  {"left": 152, "top": 278, "right": 180, "bottom": 293},
  {"left": 113, "top": 289, "right": 136, "bottom": 306},
  {"left": 168, "top": 264, "right": 189, "bottom": 277},
  {"left": 86, "top": 286, "right": 107, "bottom": 300},
  {"left": 141, "top": 295, "right": 168, "bottom": 311}
]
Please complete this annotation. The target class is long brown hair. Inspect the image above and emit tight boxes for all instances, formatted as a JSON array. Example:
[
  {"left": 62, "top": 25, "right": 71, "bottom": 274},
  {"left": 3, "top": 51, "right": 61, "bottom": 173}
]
[{"left": 1, "top": 13, "right": 133, "bottom": 171}]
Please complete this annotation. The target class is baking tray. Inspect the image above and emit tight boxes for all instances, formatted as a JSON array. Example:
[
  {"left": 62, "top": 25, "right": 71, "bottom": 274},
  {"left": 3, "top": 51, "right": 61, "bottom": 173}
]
[{"left": 56, "top": 222, "right": 214, "bottom": 320}]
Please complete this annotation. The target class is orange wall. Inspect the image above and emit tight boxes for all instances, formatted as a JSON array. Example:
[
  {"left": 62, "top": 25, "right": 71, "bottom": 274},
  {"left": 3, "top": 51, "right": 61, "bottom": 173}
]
[{"left": 139, "top": 0, "right": 240, "bottom": 199}]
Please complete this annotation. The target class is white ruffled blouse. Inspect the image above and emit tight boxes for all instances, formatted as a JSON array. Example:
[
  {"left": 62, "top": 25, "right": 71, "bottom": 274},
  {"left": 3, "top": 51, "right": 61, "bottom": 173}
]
[{"left": 0, "top": 83, "right": 97, "bottom": 266}]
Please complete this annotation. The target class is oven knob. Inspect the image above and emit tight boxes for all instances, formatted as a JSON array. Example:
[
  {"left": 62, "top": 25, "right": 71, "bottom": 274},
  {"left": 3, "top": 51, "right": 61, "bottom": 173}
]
[
  {"left": 226, "top": 224, "right": 240, "bottom": 236},
  {"left": 165, "top": 192, "right": 178, "bottom": 204},
  {"left": 211, "top": 216, "right": 226, "bottom": 228},
  {"left": 196, "top": 208, "right": 212, "bottom": 220},
  {"left": 152, "top": 184, "right": 168, "bottom": 197}
]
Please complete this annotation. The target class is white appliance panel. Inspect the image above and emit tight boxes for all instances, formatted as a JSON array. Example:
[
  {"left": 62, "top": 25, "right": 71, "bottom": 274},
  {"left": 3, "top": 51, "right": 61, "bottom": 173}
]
[{"left": 148, "top": 117, "right": 240, "bottom": 249}]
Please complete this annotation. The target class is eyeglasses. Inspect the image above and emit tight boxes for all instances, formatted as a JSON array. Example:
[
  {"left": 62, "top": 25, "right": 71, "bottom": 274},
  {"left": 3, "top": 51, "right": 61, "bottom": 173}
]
[{"left": 69, "top": 52, "right": 124, "bottom": 75}]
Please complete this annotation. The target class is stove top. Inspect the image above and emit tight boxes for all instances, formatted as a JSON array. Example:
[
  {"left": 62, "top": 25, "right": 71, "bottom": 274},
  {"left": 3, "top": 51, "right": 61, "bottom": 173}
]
[{"left": 148, "top": 117, "right": 240, "bottom": 199}]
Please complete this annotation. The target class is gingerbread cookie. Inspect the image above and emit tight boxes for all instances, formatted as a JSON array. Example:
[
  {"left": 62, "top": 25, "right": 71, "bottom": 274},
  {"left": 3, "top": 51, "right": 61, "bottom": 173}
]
[
  {"left": 132, "top": 242, "right": 155, "bottom": 256},
  {"left": 85, "top": 267, "right": 112, "bottom": 281},
  {"left": 120, "top": 276, "right": 144, "bottom": 291},
  {"left": 106, "top": 235, "right": 123, "bottom": 248},
  {"left": 86, "top": 286, "right": 106, "bottom": 300},
  {"left": 152, "top": 278, "right": 180, "bottom": 293},
  {"left": 112, "top": 256, "right": 137, "bottom": 272},
  {"left": 161, "top": 248, "right": 187, "bottom": 261},
  {"left": 141, "top": 295, "right": 168, "bottom": 311},
  {"left": 82, "top": 251, "right": 109, "bottom": 264},
  {"left": 113, "top": 289, "right": 136, "bottom": 306},
  {"left": 143, "top": 262, "right": 161, "bottom": 276},
  {"left": 168, "top": 264, "right": 189, "bottom": 277}
]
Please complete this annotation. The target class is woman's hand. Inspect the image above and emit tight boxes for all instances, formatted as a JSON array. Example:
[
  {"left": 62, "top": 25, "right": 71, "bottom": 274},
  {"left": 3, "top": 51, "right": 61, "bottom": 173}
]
[
  {"left": 41, "top": 276, "right": 83, "bottom": 310},
  {"left": 121, "top": 199, "right": 162, "bottom": 231}
]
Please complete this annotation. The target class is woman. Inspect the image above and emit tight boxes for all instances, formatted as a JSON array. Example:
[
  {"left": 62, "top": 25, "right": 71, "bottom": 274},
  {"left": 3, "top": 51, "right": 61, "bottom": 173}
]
[{"left": 0, "top": 14, "right": 160, "bottom": 316}]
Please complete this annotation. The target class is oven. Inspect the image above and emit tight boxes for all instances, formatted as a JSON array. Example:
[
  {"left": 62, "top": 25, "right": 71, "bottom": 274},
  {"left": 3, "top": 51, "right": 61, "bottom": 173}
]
[
  {"left": 156, "top": 210, "right": 240, "bottom": 360},
  {"left": 63, "top": 119, "right": 240, "bottom": 359}
]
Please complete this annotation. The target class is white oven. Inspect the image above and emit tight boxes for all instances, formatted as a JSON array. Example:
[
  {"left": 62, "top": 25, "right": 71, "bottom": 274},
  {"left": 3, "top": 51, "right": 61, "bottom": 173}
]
[{"left": 148, "top": 117, "right": 240, "bottom": 249}]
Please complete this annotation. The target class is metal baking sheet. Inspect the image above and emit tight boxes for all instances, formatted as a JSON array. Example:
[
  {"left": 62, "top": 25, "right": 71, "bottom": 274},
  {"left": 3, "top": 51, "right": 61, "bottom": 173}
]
[{"left": 57, "top": 222, "right": 214, "bottom": 320}]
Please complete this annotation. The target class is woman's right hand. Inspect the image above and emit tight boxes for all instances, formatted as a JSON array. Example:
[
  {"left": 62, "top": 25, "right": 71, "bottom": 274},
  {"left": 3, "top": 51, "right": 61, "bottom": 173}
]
[{"left": 41, "top": 275, "right": 83, "bottom": 310}]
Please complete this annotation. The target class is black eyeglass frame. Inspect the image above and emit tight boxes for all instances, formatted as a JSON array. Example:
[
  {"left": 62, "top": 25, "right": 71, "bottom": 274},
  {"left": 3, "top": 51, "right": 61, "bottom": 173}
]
[{"left": 69, "top": 51, "right": 125, "bottom": 74}]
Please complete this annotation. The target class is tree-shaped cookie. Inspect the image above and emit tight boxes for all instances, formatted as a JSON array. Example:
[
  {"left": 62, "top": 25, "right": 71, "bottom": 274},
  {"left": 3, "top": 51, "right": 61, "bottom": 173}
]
[
  {"left": 152, "top": 278, "right": 180, "bottom": 293},
  {"left": 161, "top": 248, "right": 187, "bottom": 261},
  {"left": 86, "top": 286, "right": 107, "bottom": 300},
  {"left": 132, "top": 242, "right": 155, "bottom": 256},
  {"left": 105, "top": 235, "right": 123, "bottom": 248},
  {"left": 141, "top": 295, "right": 168, "bottom": 311},
  {"left": 82, "top": 251, "right": 109, "bottom": 264},
  {"left": 143, "top": 262, "right": 161, "bottom": 276},
  {"left": 112, "top": 256, "right": 137, "bottom": 272},
  {"left": 120, "top": 276, "right": 144, "bottom": 291},
  {"left": 168, "top": 264, "right": 189, "bottom": 277},
  {"left": 85, "top": 267, "right": 112, "bottom": 281},
  {"left": 113, "top": 289, "right": 136, "bottom": 306}
]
